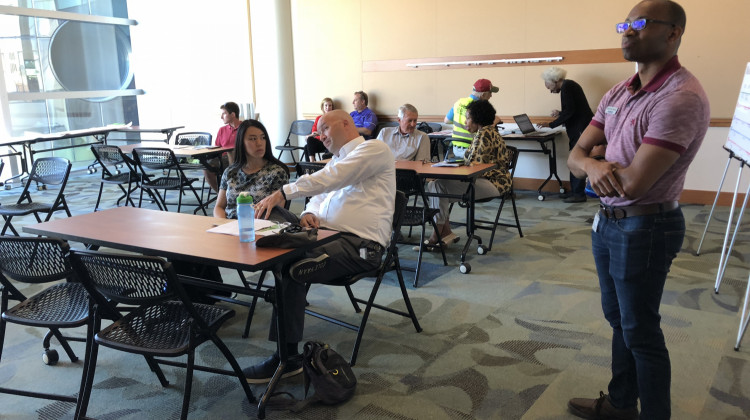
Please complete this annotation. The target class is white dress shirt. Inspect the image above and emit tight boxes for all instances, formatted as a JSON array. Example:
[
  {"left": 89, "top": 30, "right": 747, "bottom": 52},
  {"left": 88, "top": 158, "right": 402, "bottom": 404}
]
[
  {"left": 283, "top": 136, "right": 396, "bottom": 247},
  {"left": 376, "top": 127, "right": 431, "bottom": 161}
]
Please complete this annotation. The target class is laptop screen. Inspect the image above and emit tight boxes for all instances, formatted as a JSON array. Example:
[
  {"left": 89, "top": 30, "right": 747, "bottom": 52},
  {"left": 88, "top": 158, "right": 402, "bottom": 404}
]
[{"left": 513, "top": 114, "right": 536, "bottom": 134}]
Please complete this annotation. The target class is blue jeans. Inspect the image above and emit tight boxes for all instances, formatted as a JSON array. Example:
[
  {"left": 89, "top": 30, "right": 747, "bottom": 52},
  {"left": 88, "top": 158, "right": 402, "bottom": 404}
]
[{"left": 592, "top": 207, "right": 684, "bottom": 420}]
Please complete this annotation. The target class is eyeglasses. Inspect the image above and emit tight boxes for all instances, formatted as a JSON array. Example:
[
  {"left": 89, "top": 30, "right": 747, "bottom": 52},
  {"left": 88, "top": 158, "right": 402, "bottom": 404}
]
[{"left": 615, "top": 18, "right": 675, "bottom": 34}]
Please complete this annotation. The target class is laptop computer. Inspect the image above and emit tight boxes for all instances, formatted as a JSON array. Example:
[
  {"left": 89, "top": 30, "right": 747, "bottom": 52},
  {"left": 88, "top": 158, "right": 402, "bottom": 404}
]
[{"left": 512, "top": 114, "right": 550, "bottom": 137}]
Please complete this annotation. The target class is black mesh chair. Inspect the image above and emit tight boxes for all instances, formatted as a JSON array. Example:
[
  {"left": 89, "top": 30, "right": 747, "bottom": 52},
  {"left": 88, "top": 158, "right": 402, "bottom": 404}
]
[
  {"left": 174, "top": 132, "right": 214, "bottom": 203},
  {"left": 90, "top": 144, "right": 141, "bottom": 212},
  {"left": 395, "top": 168, "right": 448, "bottom": 287},
  {"left": 304, "top": 191, "right": 422, "bottom": 366},
  {"left": 0, "top": 157, "right": 72, "bottom": 236},
  {"left": 0, "top": 237, "right": 89, "bottom": 407},
  {"left": 132, "top": 147, "right": 206, "bottom": 215},
  {"left": 450, "top": 146, "right": 523, "bottom": 253},
  {"left": 295, "top": 161, "right": 325, "bottom": 200},
  {"left": 275, "top": 120, "right": 314, "bottom": 166},
  {"left": 70, "top": 250, "right": 255, "bottom": 420}
]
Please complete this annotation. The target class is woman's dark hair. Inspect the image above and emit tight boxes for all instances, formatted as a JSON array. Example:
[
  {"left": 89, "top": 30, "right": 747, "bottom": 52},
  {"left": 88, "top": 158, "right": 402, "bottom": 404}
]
[
  {"left": 232, "top": 119, "right": 289, "bottom": 175},
  {"left": 465, "top": 99, "right": 496, "bottom": 127}
]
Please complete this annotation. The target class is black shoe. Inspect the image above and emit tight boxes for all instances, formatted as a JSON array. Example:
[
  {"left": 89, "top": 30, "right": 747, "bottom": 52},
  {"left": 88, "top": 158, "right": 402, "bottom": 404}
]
[
  {"left": 242, "top": 353, "right": 303, "bottom": 384},
  {"left": 568, "top": 391, "right": 638, "bottom": 420},
  {"left": 563, "top": 195, "right": 587, "bottom": 203},
  {"left": 289, "top": 254, "right": 329, "bottom": 283}
]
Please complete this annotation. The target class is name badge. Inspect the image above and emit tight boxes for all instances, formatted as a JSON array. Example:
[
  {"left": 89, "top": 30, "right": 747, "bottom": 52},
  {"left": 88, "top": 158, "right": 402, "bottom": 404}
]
[
  {"left": 605, "top": 106, "right": 618, "bottom": 115},
  {"left": 592, "top": 211, "right": 600, "bottom": 232}
]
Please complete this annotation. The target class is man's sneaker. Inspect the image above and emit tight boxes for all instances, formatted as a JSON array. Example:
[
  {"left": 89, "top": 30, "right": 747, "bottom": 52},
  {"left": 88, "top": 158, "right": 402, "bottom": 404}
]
[
  {"left": 568, "top": 391, "right": 638, "bottom": 420},
  {"left": 289, "top": 254, "right": 329, "bottom": 283},
  {"left": 242, "top": 353, "right": 303, "bottom": 384}
]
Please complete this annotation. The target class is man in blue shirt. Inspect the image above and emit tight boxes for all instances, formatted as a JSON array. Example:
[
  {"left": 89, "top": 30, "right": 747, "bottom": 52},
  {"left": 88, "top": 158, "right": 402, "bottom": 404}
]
[{"left": 350, "top": 91, "right": 378, "bottom": 139}]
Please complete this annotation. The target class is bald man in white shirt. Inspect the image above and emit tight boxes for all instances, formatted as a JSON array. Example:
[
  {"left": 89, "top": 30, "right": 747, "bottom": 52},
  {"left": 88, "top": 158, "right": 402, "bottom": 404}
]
[{"left": 245, "top": 109, "right": 396, "bottom": 384}]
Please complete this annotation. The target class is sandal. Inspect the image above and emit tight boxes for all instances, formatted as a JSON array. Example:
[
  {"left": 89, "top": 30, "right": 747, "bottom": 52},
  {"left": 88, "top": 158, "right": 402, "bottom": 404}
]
[
  {"left": 412, "top": 240, "right": 444, "bottom": 252},
  {"left": 441, "top": 232, "right": 460, "bottom": 244}
]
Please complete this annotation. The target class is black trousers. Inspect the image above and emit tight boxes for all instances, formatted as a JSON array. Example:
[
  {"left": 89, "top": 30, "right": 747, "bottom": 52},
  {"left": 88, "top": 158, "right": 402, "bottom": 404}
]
[
  {"left": 305, "top": 136, "right": 327, "bottom": 160},
  {"left": 267, "top": 209, "right": 383, "bottom": 343}
]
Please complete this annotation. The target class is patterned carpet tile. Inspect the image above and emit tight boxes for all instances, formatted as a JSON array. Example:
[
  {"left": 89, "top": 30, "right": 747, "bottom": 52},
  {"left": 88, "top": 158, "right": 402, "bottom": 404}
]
[{"left": 4, "top": 173, "right": 750, "bottom": 418}]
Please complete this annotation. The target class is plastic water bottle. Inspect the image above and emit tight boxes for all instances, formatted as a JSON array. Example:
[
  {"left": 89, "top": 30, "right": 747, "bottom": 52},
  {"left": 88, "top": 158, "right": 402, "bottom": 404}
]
[{"left": 236, "top": 192, "right": 255, "bottom": 242}]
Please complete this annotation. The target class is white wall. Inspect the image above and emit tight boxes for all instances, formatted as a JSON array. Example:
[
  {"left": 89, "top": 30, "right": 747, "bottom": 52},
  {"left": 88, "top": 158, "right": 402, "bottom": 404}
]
[{"left": 127, "top": 0, "right": 253, "bottom": 137}]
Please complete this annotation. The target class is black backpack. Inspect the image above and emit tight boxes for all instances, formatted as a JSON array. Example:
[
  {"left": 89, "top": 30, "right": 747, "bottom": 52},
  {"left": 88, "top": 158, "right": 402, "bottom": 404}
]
[
  {"left": 416, "top": 121, "right": 434, "bottom": 134},
  {"left": 292, "top": 341, "right": 357, "bottom": 411}
]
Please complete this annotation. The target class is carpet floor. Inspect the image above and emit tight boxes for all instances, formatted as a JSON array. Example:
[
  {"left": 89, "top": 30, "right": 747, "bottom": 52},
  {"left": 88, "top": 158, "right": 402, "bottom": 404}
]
[{"left": 1, "top": 169, "right": 749, "bottom": 419}]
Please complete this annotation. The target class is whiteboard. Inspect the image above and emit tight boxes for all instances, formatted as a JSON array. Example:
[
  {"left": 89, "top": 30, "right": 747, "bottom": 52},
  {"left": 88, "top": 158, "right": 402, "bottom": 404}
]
[{"left": 725, "top": 63, "right": 750, "bottom": 163}]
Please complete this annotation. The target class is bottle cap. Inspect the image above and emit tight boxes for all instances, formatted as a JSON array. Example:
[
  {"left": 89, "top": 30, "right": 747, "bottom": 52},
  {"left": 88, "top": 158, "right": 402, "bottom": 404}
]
[{"left": 236, "top": 192, "right": 254, "bottom": 204}]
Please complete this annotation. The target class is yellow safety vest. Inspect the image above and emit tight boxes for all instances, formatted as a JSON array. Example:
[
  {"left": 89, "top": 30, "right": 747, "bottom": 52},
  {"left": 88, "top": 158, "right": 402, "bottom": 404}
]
[{"left": 450, "top": 96, "right": 475, "bottom": 149}]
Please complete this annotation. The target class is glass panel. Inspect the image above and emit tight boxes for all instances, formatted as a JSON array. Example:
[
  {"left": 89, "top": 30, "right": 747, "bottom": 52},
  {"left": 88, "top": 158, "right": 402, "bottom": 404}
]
[
  {"left": 10, "top": 96, "right": 139, "bottom": 169},
  {"left": 0, "top": 1, "right": 138, "bottom": 171}
]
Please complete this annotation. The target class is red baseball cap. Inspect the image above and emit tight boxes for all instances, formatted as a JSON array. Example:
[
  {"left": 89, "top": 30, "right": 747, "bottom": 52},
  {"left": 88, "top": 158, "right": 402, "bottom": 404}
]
[{"left": 473, "top": 79, "right": 499, "bottom": 93}]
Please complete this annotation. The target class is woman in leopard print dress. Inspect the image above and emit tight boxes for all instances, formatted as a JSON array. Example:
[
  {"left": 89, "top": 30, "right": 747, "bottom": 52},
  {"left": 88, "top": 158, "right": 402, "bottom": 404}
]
[{"left": 424, "top": 100, "right": 511, "bottom": 248}]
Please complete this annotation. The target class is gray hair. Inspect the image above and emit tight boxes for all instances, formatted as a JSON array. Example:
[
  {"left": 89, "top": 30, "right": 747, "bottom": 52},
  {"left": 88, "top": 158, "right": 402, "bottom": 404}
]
[
  {"left": 398, "top": 103, "right": 418, "bottom": 119},
  {"left": 541, "top": 67, "right": 567, "bottom": 84}
]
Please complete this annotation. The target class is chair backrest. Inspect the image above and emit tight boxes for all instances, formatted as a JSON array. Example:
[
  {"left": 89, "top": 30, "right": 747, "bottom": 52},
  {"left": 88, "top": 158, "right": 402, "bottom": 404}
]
[
  {"left": 506, "top": 145, "right": 519, "bottom": 179},
  {"left": 295, "top": 161, "right": 325, "bottom": 177},
  {"left": 70, "top": 249, "right": 175, "bottom": 306},
  {"left": 28, "top": 157, "right": 71, "bottom": 187},
  {"left": 132, "top": 147, "right": 179, "bottom": 172},
  {"left": 91, "top": 144, "right": 136, "bottom": 175},
  {"left": 0, "top": 237, "right": 73, "bottom": 284},
  {"left": 289, "top": 120, "right": 314, "bottom": 138},
  {"left": 175, "top": 132, "right": 213, "bottom": 146},
  {"left": 395, "top": 169, "right": 421, "bottom": 197},
  {"left": 373, "top": 121, "right": 399, "bottom": 138},
  {"left": 384, "top": 191, "right": 407, "bottom": 257}
]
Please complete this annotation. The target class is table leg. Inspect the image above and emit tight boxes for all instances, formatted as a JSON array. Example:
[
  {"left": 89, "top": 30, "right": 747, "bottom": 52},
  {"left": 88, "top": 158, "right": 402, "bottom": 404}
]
[
  {"left": 257, "top": 265, "right": 286, "bottom": 419},
  {"left": 535, "top": 138, "right": 564, "bottom": 201},
  {"left": 458, "top": 182, "right": 482, "bottom": 274}
]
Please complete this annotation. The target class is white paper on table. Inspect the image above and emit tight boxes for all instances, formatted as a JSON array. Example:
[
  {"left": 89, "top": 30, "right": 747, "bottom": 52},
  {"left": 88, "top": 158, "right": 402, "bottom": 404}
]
[
  {"left": 206, "top": 219, "right": 287, "bottom": 236},
  {"left": 431, "top": 161, "right": 460, "bottom": 167}
]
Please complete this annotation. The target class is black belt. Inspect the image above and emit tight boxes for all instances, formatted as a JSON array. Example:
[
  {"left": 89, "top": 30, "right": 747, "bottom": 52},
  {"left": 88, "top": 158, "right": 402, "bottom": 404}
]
[
  {"left": 366, "top": 241, "right": 384, "bottom": 253},
  {"left": 599, "top": 201, "right": 679, "bottom": 220},
  {"left": 339, "top": 232, "right": 384, "bottom": 253}
]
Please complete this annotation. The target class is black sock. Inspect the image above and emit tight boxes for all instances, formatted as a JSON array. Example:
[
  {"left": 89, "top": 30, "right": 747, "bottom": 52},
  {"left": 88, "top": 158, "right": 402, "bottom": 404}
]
[{"left": 287, "top": 342, "right": 299, "bottom": 356}]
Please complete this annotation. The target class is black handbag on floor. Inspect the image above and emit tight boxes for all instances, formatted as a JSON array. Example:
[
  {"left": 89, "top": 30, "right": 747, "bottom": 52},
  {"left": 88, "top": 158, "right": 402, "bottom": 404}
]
[{"left": 292, "top": 341, "right": 356, "bottom": 411}]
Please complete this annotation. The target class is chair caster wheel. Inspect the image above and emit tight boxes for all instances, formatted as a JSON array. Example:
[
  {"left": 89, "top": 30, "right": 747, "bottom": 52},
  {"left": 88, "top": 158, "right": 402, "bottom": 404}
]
[
  {"left": 37, "top": 185, "right": 47, "bottom": 191},
  {"left": 560, "top": 188, "right": 566, "bottom": 194},
  {"left": 537, "top": 194, "right": 545, "bottom": 201},
  {"left": 4, "top": 184, "right": 11, "bottom": 190},
  {"left": 43, "top": 349, "right": 59, "bottom": 365},
  {"left": 114, "top": 170, "right": 121, "bottom": 175},
  {"left": 87, "top": 168, "right": 94, "bottom": 174},
  {"left": 477, "top": 245, "right": 488, "bottom": 255},
  {"left": 459, "top": 263, "right": 471, "bottom": 274}
]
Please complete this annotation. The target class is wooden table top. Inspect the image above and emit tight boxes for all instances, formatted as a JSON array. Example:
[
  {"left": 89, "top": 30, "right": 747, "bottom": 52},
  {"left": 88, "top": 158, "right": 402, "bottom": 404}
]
[
  {"left": 118, "top": 142, "right": 232, "bottom": 158},
  {"left": 23, "top": 207, "right": 338, "bottom": 272},
  {"left": 395, "top": 160, "right": 496, "bottom": 179}
]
